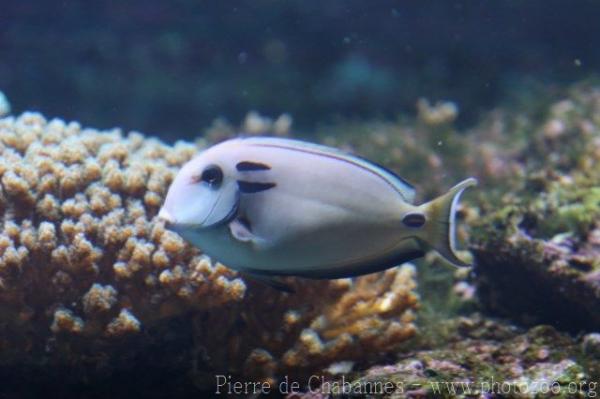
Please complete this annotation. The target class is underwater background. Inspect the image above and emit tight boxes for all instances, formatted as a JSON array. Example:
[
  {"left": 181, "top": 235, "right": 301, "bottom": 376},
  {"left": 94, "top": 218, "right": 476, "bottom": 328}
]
[{"left": 1, "top": 1, "right": 600, "bottom": 398}]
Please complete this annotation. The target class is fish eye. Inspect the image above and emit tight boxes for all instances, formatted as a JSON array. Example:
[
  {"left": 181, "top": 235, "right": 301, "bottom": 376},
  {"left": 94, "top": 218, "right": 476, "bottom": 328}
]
[{"left": 200, "top": 165, "right": 223, "bottom": 188}]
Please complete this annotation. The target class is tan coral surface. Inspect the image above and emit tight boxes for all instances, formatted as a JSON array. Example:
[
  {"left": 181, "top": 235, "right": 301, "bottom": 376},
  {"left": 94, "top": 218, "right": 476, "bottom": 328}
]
[{"left": 0, "top": 112, "right": 419, "bottom": 385}]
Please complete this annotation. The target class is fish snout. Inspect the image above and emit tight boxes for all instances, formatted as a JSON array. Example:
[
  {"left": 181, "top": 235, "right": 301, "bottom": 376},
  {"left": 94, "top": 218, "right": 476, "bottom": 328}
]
[{"left": 158, "top": 208, "right": 176, "bottom": 228}]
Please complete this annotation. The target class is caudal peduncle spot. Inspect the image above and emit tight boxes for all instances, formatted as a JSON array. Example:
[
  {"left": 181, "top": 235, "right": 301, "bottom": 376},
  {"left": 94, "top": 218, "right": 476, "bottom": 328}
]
[{"left": 402, "top": 213, "right": 426, "bottom": 228}]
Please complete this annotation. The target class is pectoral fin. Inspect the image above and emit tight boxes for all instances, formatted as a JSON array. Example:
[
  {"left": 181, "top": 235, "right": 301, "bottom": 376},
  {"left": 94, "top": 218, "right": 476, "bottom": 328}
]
[{"left": 229, "top": 217, "right": 256, "bottom": 242}]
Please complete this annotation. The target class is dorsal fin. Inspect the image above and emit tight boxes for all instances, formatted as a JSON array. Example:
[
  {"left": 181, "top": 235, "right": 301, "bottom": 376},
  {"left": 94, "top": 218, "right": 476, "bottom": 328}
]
[
  {"left": 240, "top": 137, "right": 416, "bottom": 203},
  {"left": 352, "top": 156, "right": 416, "bottom": 203}
]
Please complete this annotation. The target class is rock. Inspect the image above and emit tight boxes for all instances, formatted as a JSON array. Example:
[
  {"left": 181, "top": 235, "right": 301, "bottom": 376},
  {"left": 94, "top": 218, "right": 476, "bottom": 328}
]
[
  {"left": 305, "top": 316, "right": 598, "bottom": 399},
  {"left": 470, "top": 86, "right": 600, "bottom": 332}
]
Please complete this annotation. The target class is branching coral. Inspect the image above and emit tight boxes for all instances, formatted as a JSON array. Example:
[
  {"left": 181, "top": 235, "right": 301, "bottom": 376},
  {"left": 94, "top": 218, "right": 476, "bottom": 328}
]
[
  {"left": 187, "top": 265, "right": 418, "bottom": 386},
  {"left": 0, "top": 112, "right": 419, "bottom": 386},
  {"left": 281, "top": 265, "right": 418, "bottom": 369},
  {"left": 0, "top": 113, "right": 246, "bottom": 339},
  {"left": 204, "top": 111, "right": 292, "bottom": 144}
]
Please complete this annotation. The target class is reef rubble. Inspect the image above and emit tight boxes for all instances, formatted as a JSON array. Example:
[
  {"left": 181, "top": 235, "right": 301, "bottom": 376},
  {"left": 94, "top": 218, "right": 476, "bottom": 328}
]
[{"left": 299, "top": 314, "right": 600, "bottom": 399}]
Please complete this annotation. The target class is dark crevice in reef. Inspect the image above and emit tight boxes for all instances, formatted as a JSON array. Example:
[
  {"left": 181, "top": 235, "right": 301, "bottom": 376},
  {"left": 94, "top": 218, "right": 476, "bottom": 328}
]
[
  {"left": 472, "top": 244, "right": 599, "bottom": 334},
  {"left": 0, "top": 315, "right": 209, "bottom": 399}
]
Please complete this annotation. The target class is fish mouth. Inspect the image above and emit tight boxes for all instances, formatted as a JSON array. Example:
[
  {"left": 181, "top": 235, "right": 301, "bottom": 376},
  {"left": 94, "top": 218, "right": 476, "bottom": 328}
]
[
  {"left": 158, "top": 208, "right": 203, "bottom": 233},
  {"left": 159, "top": 192, "right": 239, "bottom": 231}
]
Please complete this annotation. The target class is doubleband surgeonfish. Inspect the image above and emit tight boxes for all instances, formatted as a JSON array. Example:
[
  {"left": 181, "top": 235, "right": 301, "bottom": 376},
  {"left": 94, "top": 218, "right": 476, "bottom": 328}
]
[{"left": 158, "top": 137, "right": 476, "bottom": 292}]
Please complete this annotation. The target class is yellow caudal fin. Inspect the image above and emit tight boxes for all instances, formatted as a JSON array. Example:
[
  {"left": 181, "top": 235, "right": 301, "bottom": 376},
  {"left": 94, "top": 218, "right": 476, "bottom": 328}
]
[{"left": 416, "top": 178, "right": 477, "bottom": 267}]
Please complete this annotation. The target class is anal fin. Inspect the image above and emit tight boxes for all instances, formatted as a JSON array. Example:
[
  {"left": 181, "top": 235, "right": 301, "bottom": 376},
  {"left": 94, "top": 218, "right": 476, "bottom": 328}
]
[{"left": 243, "top": 273, "right": 295, "bottom": 293}]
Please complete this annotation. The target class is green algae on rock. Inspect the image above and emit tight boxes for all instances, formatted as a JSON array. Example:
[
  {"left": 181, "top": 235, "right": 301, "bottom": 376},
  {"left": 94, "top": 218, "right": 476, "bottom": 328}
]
[{"left": 470, "top": 85, "right": 600, "bottom": 332}]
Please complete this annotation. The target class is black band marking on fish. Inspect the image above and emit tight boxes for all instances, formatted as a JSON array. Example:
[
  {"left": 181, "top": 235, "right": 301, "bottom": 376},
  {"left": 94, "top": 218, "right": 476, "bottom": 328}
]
[
  {"left": 237, "top": 180, "right": 276, "bottom": 193},
  {"left": 236, "top": 161, "right": 271, "bottom": 171},
  {"left": 402, "top": 213, "right": 426, "bottom": 228}
]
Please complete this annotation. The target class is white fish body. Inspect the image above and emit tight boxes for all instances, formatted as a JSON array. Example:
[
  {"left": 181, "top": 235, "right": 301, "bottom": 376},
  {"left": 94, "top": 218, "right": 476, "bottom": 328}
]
[{"left": 159, "top": 137, "right": 476, "bottom": 281}]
